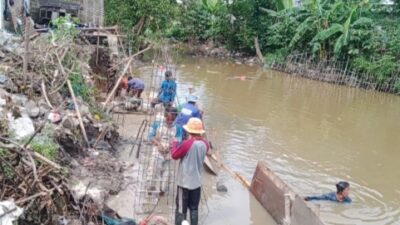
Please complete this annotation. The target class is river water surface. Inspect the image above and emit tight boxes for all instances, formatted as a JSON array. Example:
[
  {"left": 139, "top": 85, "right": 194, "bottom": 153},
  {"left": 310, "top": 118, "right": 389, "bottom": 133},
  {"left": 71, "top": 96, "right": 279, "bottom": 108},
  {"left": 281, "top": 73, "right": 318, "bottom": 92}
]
[{"left": 137, "top": 57, "right": 400, "bottom": 225}]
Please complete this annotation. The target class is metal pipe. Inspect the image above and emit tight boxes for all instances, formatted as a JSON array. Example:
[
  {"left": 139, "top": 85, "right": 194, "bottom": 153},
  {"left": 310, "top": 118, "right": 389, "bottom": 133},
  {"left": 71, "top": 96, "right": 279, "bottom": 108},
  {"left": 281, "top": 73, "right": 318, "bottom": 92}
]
[{"left": 128, "top": 119, "right": 148, "bottom": 157}]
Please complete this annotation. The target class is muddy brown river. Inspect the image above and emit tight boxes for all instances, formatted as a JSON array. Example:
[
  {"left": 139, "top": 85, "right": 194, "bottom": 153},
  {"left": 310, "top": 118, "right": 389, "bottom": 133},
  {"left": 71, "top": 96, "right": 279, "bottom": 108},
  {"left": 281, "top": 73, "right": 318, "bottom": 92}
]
[{"left": 133, "top": 57, "right": 400, "bottom": 225}]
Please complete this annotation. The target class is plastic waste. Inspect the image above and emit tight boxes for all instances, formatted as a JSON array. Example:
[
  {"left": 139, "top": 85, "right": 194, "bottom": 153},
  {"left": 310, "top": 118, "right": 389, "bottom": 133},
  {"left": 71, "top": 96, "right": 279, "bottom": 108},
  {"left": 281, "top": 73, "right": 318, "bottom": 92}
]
[{"left": 0, "top": 200, "right": 24, "bottom": 225}]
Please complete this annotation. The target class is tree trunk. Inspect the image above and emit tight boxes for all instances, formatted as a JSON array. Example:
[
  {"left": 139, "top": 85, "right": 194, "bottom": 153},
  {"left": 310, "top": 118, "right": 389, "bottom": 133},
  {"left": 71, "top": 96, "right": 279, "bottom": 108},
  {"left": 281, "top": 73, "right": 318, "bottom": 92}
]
[{"left": 254, "top": 37, "right": 264, "bottom": 64}]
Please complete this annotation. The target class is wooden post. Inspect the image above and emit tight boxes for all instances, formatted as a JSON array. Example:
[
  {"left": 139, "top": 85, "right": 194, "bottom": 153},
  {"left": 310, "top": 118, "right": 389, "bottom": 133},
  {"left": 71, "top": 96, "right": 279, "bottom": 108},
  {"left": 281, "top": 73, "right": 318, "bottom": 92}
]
[
  {"left": 96, "top": 26, "right": 100, "bottom": 65},
  {"left": 23, "top": 16, "right": 30, "bottom": 88},
  {"left": 67, "top": 80, "right": 90, "bottom": 148}
]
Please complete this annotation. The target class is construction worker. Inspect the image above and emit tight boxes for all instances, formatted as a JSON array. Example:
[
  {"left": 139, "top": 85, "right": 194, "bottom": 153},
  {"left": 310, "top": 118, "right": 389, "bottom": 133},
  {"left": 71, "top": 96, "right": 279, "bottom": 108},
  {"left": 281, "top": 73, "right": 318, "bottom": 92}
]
[
  {"left": 149, "top": 107, "right": 179, "bottom": 143},
  {"left": 171, "top": 118, "right": 210, "bottom": 225},
  {"left": 304, "top": 181, "right": 352, "bottom": 203},
  {"left": 150, "top": 70, "right": 177, "bottom": 112},
  {"left": 175, "top": 95, "right": 202, "bottom": 141},
  {"left": 150, "top": 108, "right": 179, "bottom": 195},
  {"left": 115, "top": 76, "right": 129, "bottom": 97},
  {"left": 127, "top": 76, "right": 145, "bottom": 98}
]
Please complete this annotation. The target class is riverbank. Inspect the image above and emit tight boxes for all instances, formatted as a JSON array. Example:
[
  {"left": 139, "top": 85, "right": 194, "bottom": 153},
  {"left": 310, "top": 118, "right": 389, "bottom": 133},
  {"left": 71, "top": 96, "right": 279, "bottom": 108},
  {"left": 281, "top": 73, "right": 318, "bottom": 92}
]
[
  {"left": 0, "top": 29, "right": 140, "bottom": 224},
  {"left": 180, "top": 42, "right": 400, "bottom": 95}
]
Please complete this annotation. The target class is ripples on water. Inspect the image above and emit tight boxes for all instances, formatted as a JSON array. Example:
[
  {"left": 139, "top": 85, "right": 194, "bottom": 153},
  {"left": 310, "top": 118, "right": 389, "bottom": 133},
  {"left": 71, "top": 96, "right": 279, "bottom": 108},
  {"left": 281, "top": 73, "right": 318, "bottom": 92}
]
[{"left": 138, "top": 59, "right": 400, "bottom": 225}]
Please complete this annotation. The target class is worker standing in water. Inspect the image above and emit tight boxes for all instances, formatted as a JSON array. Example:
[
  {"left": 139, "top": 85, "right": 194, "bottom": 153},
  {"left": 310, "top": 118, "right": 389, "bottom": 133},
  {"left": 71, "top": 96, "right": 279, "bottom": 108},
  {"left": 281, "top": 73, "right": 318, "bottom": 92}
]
[
  {"left": 304, "top": 181, "right": 352, "bottom": 203},
  {"left": 171, "top": 118, "right": 210, "bottom": 225}
]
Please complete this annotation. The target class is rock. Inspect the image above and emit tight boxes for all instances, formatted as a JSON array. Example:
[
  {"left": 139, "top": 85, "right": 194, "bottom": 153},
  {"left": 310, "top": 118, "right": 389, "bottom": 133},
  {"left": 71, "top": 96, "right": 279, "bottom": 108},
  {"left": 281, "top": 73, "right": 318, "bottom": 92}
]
[
  {"left": 0, "top": 96, "right": 6, "bottom": 107},
  {"left": 79, "top": 104, "right": 90, "bottom": 117},
  {"left": 48, "top": 92, "right": 63, "bottom": 107},
  {"left": 48, "top": 111, "right": 62, "bottom": 123},
  {"left": 10, "top": 94, "right": 28, "bottom": 106},
  {"left": 0, "top": 74, "right": 8, "bottom": 84},
  {"left": 216, "top": 181, "right": 228, "bottom": 192},
  {"left": 39, "top": 106, "right": 49, "bottom": 116},
  {"left": 210, "top": 47, "right": 228, "bottom": 57},
  {"left": 70, "top": 181, "right": 108, "bottom": 204},
  {"left": 25, "top": 100, "right": 40, "bottom": 118},
  {"left": 61, "top": 116, "right": 79, "bottom": 130},
  {"left": 38, "top": 100, "right": 51, "bottom": 116},
  {"left": 3, "top": 79, "right": 18, "bottom": 93},
  {"left": 28, "top": 107, "right": 40, "bottom": 118},
  {"left": 58, "top": 216, "right": 69, "bottom": 225},
  {"left": 8, "top": 114, "right": 35, "bottom": 140}
]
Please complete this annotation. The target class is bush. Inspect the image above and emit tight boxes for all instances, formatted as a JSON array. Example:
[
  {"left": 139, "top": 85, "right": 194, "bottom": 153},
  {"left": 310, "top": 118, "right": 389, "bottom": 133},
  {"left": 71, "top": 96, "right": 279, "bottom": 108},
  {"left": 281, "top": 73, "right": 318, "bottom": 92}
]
[
  {"left": 395, "top": 80, "right": 400, "bottom": 94},
  {"left": 264, "top": 49, "right": 289, "bottom": 64},
  {"left": 25, "top": 125, "right": 59, "bottom": 161},
  {"left": 67, "top": 65, "right": 95, "bottom": 103},
  {"left": 0, "top": 148, "right": 14, "bottom": 178}
]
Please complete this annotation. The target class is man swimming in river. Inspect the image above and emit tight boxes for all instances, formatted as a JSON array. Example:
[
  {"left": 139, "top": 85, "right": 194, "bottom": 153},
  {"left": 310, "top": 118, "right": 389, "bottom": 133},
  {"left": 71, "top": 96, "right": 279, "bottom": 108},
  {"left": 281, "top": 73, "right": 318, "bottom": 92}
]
[
  {"left": 304, "top": 181, "right": 352, "bottom": 203},
  {"left": 225, "top": 75, "right": 254, "bottom": 81}
]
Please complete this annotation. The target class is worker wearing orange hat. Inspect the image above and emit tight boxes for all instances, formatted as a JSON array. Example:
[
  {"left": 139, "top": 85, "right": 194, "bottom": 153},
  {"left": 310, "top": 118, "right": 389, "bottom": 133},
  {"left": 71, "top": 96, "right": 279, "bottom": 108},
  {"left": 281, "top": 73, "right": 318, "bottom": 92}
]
[{"left": 171, "top": 118, "right": 210, "bottom": 225}]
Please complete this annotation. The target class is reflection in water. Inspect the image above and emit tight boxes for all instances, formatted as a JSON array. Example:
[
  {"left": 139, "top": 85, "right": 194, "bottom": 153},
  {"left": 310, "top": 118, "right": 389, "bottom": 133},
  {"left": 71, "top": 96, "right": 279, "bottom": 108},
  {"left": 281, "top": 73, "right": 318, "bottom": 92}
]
[{"left": 138, "top": 57, "right": 400, "bottom": 225}]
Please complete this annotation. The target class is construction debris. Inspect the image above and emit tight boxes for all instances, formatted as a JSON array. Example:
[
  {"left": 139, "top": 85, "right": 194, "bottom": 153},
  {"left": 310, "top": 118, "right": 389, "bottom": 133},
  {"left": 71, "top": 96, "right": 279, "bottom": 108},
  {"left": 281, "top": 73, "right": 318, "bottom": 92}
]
[{"left": 0, "top": 20, "right": 146, "bottom": 224}]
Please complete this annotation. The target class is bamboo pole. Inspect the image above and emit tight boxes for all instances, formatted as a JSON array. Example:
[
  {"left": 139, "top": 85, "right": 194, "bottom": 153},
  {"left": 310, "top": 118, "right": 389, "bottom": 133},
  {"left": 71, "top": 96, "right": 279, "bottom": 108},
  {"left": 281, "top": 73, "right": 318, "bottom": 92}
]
[
  {"left": 209, "top": 154, "right": 251, "bottom": 189},
  {"left": 23, "top": 16, "right": 30, "bottom": 88},
  {"left": 67, "top": 80, "right": 90, "bottom": 148},
  {"left": 102, "top": 46, "right": 152, "bottom": 109}
]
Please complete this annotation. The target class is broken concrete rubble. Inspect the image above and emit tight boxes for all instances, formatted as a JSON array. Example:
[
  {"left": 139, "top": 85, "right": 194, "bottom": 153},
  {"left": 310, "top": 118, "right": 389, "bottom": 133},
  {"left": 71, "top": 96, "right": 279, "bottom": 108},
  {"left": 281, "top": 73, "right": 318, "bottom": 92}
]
[
  {"left": 7, "top": 112, "right": 35, "bottom": 139},
  {"left": 26, "top": 100, "right": 41, "bottom": 118},
  {"left": 0, "top": 27, "right": 133, "bottom": 225}
]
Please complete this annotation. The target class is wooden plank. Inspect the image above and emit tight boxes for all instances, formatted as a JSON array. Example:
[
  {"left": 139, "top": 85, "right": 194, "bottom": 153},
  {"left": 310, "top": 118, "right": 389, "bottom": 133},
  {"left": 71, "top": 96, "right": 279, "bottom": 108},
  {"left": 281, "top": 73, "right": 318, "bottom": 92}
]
[
  {"left": 204, "top": 156, "right": 218, "bottom": 175},
  {"left": 249, "top": 161, "right": 326, "bottom": 225}
]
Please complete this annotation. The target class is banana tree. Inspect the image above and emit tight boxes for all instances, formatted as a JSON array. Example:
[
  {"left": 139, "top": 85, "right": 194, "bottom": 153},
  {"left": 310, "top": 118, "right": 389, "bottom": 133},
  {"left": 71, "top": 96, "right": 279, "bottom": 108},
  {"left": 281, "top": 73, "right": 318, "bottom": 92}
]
[
  {"left": 200, "top": 0, "right": 226, "bottom": 42},
  {"left": 288, "top": 0, "right": 327, "bottom": 50},
  {"left": 311, "top": 4, "right": 372, "bottom": 57},
  {"left": 271, "top": 0, "right": 295, "bottom": 11},
  {"left": 202, "top": 0, "right": 220, "bottom": 13}
]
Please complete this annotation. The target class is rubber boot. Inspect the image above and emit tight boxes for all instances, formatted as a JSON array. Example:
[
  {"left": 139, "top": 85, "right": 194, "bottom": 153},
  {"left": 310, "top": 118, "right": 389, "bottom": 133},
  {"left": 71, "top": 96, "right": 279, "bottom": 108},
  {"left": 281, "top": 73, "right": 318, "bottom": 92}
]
[
  {"left": 190, "top": 210, "right": 199, "bottom": 225},
  {"left": 175, "top": 211, "right": 186, "bottom": 225}
]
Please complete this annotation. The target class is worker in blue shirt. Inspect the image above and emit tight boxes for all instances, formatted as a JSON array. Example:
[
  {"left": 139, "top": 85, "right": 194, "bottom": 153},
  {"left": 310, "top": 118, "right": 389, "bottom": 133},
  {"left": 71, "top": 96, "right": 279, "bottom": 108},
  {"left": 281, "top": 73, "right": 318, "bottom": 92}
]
[
  {"left": 127, "top": 76, "right": 145, "bottom": 98},
  {"left": 151, "top": 70, "right": 177, "bottom": 111},
  {"left": 175, "top": 95, "right": 202, "bottom": 141},
  {"left": 304, "top": 181, "right": 352, "bottom": 203}
]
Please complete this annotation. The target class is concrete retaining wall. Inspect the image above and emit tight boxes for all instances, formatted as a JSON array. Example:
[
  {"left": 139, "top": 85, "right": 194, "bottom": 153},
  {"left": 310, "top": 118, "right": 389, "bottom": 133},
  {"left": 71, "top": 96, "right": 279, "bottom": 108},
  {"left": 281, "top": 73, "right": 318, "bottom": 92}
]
[{"left": 250, "top": 161, "right": 324, "bottom": 225}]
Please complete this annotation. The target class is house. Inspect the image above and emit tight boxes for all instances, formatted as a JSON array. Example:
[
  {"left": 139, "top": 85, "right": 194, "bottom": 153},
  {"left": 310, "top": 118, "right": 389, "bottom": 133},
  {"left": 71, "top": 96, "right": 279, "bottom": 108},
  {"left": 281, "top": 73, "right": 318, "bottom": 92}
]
[
  {"left": 0, "top": 0, "right": 104, "bottom": 31},
  {"left": 30, "top": 0, "right": 104, "bottom": 26}
]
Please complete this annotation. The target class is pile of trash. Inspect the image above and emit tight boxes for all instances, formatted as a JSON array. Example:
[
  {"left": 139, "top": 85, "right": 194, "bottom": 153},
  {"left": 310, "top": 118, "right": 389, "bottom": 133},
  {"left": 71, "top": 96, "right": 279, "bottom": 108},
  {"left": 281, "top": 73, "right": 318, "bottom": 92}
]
[{"left": 0, "top": 27, "right": 131, "bottom": 224}]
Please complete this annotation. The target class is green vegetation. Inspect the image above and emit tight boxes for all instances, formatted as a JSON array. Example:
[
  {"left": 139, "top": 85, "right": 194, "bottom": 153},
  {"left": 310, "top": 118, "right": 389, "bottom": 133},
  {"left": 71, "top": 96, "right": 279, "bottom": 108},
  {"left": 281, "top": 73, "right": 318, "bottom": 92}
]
[
  {"left": 105, "top": 0, "right": 400, "bottom": 88},
  {"left": 0, "top": 148, "right": 14, "bottom": 178},
  {"left": 23, "top": 125, "right": 59, "bottom": 161},
  {"left": 50, "top": 15, "right": 80, "bottom": 42},
  {"left": 68, "top": 65, "right": 95, "bottom": 103}
]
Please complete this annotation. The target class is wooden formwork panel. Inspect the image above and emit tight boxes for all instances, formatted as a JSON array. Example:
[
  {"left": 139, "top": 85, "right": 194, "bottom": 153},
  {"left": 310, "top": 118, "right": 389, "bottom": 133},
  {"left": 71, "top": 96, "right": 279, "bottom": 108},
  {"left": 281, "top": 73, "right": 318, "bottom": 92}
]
[{"left": 250, "top": 161, "right": 325, "bottom": 225}]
